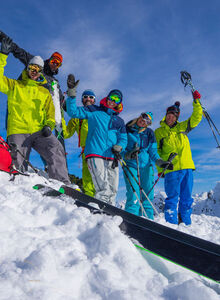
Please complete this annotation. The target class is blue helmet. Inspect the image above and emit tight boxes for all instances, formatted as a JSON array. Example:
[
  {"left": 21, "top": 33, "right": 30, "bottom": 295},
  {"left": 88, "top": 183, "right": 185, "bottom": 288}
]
[{"left": 107, "top": 89, "right": 123, "bottom": 101}]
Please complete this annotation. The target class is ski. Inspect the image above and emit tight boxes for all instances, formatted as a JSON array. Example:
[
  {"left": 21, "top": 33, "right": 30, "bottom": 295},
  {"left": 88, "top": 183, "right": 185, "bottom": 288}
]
[{"left": 33, "top": 184, "right": 220, "bottom": 282}]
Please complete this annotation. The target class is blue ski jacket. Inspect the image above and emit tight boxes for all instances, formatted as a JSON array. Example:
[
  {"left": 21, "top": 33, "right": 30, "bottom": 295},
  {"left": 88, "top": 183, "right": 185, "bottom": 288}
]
[
  {"left": 66, "top": 96, "right": 127, "bottom": 160},
  {"left": 124, "top": 120, "right": 160, "bottom": 169}
]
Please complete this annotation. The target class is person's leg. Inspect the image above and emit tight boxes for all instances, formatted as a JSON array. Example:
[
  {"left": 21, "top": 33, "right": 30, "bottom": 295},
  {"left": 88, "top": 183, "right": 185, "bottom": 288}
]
[
  {"left": 87, "top": 157, "right": 109, "bottom": 202},
  {"left": 123, "top": 167, "right": 140, "bottom": 216},
  {"left": 140, "top": 165, "right": 154, "bottom": 220},
  {"left": 164, "top": 170, "right": 183, "bottom": 224},
  {"left": 7, "top": 134, "right": 31, "bottom": 171},
  {"left": 32, "top": 132, "right": 70, "bottom": 184},
  {"left": 106, "top": 160, "right": 119, "bottom": 206},
  {"left": 179, "top": 169, "right": 194, "bottom": 225},
  {"left": 82, "top": 154, "right": 95, "bottom": 197}
]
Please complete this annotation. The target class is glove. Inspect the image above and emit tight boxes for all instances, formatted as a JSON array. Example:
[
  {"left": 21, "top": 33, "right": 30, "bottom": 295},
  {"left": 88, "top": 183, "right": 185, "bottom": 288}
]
[
  {"left": 156, "top": 159, "right": 174, "bottom": 170},
  {"left": 1, "top": 37, "right": 13, "bottom": 55},
  {"left": 112, "top": 145, "right": 122, "bottom": 154},
  {"left": 125, "top": 145, "right": 140, "bottom": 160},
  {"left": 42, "top": 126, "right": 52, "bottom": 137},
  {"left": 193, "top": 90, "right": 201, "bottom": 100},
  {"left": 67, "top": 74, "right": 80, "bottom": 97},
  {"left": 0, "top": 30, "right": 8, "bottom": 43}
]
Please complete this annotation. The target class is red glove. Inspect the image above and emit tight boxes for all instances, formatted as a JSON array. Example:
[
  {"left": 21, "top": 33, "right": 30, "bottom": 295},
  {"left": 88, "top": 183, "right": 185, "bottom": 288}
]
[{"left": 193, "top": 90, "right": 201, "bottom": 100}]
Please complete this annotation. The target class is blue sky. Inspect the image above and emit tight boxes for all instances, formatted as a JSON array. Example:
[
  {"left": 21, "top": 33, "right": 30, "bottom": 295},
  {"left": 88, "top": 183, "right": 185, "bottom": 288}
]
[{"left": 1, "top": 0, "right": 220, "bottom": 201}]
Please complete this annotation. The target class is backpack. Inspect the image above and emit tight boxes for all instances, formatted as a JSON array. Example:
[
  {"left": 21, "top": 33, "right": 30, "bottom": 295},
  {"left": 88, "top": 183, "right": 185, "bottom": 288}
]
[{"left": 0, "top": 136, "right": 18, "bottom": 174}]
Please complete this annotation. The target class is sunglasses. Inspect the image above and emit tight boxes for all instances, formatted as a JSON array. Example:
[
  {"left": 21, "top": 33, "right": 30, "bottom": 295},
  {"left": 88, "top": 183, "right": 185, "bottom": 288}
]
[
  {"left": 141, "top": 113, "right": 152, "bottom": 125},
  {"left": 28, "top": 64, "right": 42, "bottom": 73},
  {"left": 49, "top": 57, "right": 62, "bottom": 67},
  {"left": 83, "top": 95, "right": 95, "bottom": 100},
  {"left": 108, "top": 94, "right": 122, "bottom": 104}
]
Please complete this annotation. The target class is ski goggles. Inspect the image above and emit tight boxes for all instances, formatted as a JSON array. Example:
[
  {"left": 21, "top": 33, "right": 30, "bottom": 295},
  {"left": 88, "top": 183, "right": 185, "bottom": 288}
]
[
  {"left": 28, "top": 64, "right": 43, "bottom": 73},
  {"left": 49, "top": 57, "right": 62, "bottom": 68},
  {"left": 83, "top": 95, "right": 95, "bottom": 100},
  {"left": 108, "top": 94, "right": 122, "bottom": 104},
  {"left": 141, "top": 113, "right": 152, "bottom": 125}
]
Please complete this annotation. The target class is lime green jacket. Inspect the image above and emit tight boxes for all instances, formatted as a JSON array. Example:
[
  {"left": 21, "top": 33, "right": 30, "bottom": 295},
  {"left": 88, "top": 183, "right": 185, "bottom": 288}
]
[
  {"left": 62, "top": 118, "right": 88, "bottom": 148},
  {"left": 0, "top": 53, "right": 55, "bottom": 136},
  {"left": 155, "top": 100, "right": 203, "bottom": 174}
]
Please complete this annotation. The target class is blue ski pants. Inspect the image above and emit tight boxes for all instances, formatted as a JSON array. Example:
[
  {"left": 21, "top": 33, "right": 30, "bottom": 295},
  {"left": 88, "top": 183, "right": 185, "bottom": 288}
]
[
  {"left": 164, "top": 169, "right": 193, "bottom": 225},
  {"left": 124, "top": 165, "right": 154, "bottom": 219}
]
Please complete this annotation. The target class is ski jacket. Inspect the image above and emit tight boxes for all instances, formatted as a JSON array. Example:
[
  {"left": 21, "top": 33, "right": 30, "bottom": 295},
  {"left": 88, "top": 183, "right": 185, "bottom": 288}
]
[
  {"left": 155, "top": 100, "right": 203, "bottom": 174},
  {"left": 124, "top": 122, "right": 160, "bottom": 169},
  {"left": 62, "top": 117, "right": 88, "bottom": 148},
  {"left": 0, "top": 53, "right": 55, "bottom": 136},
  {"left": 11, "top": 43, "right": 63, "bottom": 127},
  {"left": 66, "top": 97, "right": 127, "bottom": 160}
]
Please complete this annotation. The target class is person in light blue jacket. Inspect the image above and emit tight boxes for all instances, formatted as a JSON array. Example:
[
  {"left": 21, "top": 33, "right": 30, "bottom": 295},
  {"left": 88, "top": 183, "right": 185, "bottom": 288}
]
[
  {"left": 66, "top": 74, "right": 127, "bottom": 205},
  {"left": 124, "top": 112, "right": 171, "bottom": 219}
]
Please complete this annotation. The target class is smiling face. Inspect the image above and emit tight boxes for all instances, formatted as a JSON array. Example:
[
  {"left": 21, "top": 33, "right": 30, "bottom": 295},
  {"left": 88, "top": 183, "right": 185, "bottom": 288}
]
[
  {"left": 165, "top": 112, "right": 177, "bottom": 127},
  {"left": 107, "top": 99, "right": 118, "bottom": 109},
  {"left": 27, "top": 64, "right": 42, "bottom": 81},
  {"left": 82, "top": 95, "right": 95, "bottom": 106},
  {"left": 136, "top": 116, "right": 148, "bottom": 127}
]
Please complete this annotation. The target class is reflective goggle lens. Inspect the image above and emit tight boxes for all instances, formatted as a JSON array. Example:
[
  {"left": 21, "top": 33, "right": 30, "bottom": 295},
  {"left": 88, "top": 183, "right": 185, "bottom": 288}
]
[
  {"left": 83, "top": 95, "right": 95, "bottom": 100},
  {"left": 141, "top": 113, "right": 152, "bottom": 125},
  {"left": 28, "top": 64, "right": 42, "bottom": 73},
  {"left": 108, "top": 94, "right": 122, "bottom": 104},
  {"left": 50, "top": 57, "right": 62, "bottom": 67}
]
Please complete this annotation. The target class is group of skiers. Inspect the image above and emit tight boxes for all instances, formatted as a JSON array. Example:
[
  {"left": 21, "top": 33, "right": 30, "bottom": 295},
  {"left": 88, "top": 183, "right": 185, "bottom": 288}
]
[{"left": 0, "top": 30, "right": 203, "bottom": 226}]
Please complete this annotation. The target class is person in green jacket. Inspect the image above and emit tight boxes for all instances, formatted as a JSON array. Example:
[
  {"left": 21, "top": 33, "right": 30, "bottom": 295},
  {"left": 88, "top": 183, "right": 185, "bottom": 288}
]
[
  {"left": 155, "top": 91, "right": 203, "bottom": 225},
  {"left": 63, "top": 90, "right": 96, "bottom": 196},
  {"left": 0, "top": 37, "right": 70, "bottom": 184}
]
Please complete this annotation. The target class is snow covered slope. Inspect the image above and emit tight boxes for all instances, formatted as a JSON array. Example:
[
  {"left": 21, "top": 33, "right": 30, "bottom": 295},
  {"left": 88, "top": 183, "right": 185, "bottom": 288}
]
[{"left": 0, "top": 173, "right": 219, "bottom": 299}]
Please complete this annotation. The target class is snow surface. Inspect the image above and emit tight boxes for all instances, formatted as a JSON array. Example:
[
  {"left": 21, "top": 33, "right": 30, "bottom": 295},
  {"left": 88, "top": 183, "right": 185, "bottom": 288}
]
[{"left": 0, "top": 173, "right": 219, "bottom": 300}]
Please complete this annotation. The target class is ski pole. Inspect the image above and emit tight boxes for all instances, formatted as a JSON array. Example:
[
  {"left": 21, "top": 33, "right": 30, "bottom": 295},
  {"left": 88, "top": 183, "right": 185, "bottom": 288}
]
[
  {"left": 134, "top": 143, "right": 144, "bottom": 216},
  {"left": 9, "top": 143, "right": 42, "bottom": 175},
  {"left": 145, "top": 152, "right": 178, "bottom": 198},
  {"left": 119, "top": 157, "right": 159, "bottom": 216},
  {"left": 116, "top": 156, "right": 149, "bottom": 218},
  {"left": 180, "top": 71, "right": 220, "bottom": 149}
]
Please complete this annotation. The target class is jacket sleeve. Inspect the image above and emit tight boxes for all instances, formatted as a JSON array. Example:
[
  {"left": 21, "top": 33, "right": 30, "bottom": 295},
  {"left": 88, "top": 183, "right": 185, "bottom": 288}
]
[
  {"left": 116, "top": 122, "right": 128, "bottom": 151},
  {"left": 11, "top": 42, "right": 34, "bottom": 67},
  {"left": 148, "top": 141, "right": 160, "bottom": 163},
  {"left": 44, "top": 93, "right": 55, "bottom": 130},
  {"left": 62, "top": 118, "right": 78, "bottom": 139},
  {"left": 66, "top": 96, "right": 93, "bottom": 119},
  {"left": 0, "top": 53, "right": 16, "bottom": 94},
  {"left": 179, "top": 100, "right": 203, "bottom": 133}
]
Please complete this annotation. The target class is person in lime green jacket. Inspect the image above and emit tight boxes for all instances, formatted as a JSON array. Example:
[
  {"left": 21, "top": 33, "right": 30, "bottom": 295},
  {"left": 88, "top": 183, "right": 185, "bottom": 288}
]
[
  {"left": 0, "top": 37, "right": 70, "bottom": 184},
  {"left": 155, "top": 91, "right": 203, "bottom": 225},
  {"left": 63, "top": 90, "right": 96, "bottom": 196}
]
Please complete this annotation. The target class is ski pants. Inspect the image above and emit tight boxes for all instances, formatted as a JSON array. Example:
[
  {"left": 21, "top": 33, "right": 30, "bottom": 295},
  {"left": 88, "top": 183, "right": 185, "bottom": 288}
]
[
  {"left": 124, "top": 165, "right": 154, "bottom": 219},
  {"left": 82, "top": 153, "right": 95, "bottom": 197},
  {"left": 164, "top": 169, "right": 193, "bottom": 225},
  {"left": 7, "top": 131, "right": 70, "bottom": 185},
  {"left": 87, "top": 157, "right": 119, "bottom": 205}
]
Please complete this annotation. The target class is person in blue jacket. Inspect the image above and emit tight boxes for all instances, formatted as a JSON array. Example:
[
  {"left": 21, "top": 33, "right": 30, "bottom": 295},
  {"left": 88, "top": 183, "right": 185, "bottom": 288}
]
[
  {"left": 124, "top": 112, "right": 172, "bottom": 219},
  {"left": 66, "top": 74, "right": 127, "bottom": 205}
]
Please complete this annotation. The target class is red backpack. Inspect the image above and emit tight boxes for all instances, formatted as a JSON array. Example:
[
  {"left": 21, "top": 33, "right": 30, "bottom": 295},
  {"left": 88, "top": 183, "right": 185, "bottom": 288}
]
[{"left": 0, "top": 136, "right": 18, "bottom": 174}]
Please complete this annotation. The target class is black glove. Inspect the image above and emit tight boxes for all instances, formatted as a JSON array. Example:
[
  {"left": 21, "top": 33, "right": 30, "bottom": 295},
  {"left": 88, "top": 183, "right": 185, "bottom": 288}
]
[
  {"left": 0, "top": 30, "right": 8, "bottom": 43},
  {"left": 125, "top": 144, "right": 140, "bottom": 160},
  {"left": 42, "top": 126, "right": 52, "bottom": 137},
  {"left": 156, "top": 159, "right": 174, "bottom": 170},
  {"left": 1, "top": 37, "right": 13, "bottom": 55},
  {"left": 67, "top": 74, "right": 80, "bottom": 97},
  {"left": 112, "top": 145, "right": 122, "bottom": 154}
]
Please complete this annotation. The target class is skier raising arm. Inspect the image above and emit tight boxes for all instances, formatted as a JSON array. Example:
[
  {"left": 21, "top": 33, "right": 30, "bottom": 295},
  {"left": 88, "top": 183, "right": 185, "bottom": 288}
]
[
  {"left": 0, "top": 37, "right": 70, "bottom": 185},
  {"left": 66, "top": 74, "right": 127, "bottom": 205},
  {"left": 155, "top": 92, "right": 203, "bottom": 225}
]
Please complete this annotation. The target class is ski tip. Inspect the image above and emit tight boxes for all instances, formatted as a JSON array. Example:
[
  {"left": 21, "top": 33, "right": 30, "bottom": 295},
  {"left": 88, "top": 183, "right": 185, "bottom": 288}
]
[{"left": 59, "top": 187, "right": 65, "bottom": 194}]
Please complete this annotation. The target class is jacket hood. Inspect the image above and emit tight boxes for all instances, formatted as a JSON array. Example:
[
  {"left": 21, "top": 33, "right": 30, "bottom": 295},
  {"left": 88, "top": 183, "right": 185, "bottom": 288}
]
[
  {"left": 22, "top": 69, "right": 47, "bottom": 85},
  {"left": 100, "top": 97, "right": 123, "bottom": 113}
]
